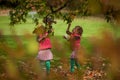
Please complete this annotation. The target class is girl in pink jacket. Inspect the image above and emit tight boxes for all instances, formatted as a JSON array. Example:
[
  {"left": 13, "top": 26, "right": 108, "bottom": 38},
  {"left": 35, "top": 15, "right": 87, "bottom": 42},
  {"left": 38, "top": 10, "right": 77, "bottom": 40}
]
[
  {"left": 64, "top": 23, "right": 83, "bottom": 72},
  {"left": 33, "top": 25, "right": 53, "bottom": 74}
]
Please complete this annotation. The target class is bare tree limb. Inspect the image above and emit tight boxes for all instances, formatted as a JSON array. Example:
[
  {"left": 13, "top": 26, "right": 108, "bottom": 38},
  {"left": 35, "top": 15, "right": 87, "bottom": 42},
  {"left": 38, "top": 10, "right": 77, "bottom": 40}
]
[{"left": 52, "top": 0, "right": 71, "bottom": 13}]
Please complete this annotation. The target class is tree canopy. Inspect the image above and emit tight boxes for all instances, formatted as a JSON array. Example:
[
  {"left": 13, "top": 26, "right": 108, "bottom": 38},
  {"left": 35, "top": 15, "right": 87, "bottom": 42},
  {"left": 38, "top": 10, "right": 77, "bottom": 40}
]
[{"left": 1, "top": 0, "right": 120, "bottom": 25}]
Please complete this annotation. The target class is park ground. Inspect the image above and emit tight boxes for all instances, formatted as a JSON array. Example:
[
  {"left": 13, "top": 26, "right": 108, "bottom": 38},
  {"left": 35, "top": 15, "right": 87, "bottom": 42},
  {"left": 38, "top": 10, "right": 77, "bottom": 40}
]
[{"left": 0, "top": 15, "right": 119, "bottom": 80}]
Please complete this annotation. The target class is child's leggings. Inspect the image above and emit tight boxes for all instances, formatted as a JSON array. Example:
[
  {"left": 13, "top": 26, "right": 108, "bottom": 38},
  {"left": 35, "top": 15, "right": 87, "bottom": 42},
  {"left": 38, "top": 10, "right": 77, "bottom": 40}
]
[
  {"left": 45, "top": 60, "right": 50, "bottom": 73},
  {"left": 40, "top": 60, "right": 51, "bottom": 74},
  {"left": 70, "top": 58, "right": 80, "bottom": 72}
]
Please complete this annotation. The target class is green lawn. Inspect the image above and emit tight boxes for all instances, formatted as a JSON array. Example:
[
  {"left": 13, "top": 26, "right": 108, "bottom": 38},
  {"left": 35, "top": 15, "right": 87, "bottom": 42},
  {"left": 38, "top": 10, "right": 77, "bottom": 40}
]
[
  {"left": 0, "top": 16, "right": 118, "bottom": 80},
  {"left": 0, "top": 16, "right": 113, "bottom": 37},
  {"left": 0, "top": 16, "right": 113, "bottom": 56}
]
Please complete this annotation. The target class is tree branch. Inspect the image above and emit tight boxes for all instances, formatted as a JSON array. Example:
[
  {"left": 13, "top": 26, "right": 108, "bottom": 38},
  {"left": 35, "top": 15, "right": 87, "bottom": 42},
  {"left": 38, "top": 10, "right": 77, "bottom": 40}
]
[{"left": 51, "top": 0, "right": 71, "bottom": 14}]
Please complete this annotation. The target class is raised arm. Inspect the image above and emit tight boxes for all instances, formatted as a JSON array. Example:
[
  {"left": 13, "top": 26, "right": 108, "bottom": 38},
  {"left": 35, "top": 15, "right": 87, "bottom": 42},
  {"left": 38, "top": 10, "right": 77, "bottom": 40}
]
[
  {"left": 66, "top": 23, "right": 72, "bottom": 35},
  {"left": 37, "top": 33, "right": 48, "bottom": 42}
]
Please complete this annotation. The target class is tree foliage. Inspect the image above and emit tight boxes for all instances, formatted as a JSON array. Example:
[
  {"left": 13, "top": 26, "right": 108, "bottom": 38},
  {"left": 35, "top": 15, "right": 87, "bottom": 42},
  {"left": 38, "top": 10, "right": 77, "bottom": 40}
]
[{"left": 5, "top": 0, "right": 120, "bottom": 25}]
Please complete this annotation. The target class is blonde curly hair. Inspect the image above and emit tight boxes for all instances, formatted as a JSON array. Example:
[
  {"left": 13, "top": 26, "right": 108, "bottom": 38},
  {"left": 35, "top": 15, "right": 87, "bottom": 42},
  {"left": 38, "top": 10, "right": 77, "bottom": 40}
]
[{"left": 33, "top": 25, "right": 46, "bottom": 35}]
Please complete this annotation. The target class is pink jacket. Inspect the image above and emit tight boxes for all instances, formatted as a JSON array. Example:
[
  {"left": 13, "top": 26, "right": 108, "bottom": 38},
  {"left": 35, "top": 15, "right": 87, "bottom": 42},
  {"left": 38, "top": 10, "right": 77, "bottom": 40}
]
[
  {"left": 70, "top": 33, "right": 81, "bottom": 50},
  {"left": 38, "top": 33, "right": 52, "bottom": 50}
]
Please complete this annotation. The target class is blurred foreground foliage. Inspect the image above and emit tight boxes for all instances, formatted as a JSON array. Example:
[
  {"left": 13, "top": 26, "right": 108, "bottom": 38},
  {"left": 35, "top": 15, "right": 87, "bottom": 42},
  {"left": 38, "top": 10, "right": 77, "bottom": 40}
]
[
  {"left": 0, "top": 0, "right": 120, "bottom": 80},
  {"left": 0, "top": 26, "right": 120, "bottom": 80}
]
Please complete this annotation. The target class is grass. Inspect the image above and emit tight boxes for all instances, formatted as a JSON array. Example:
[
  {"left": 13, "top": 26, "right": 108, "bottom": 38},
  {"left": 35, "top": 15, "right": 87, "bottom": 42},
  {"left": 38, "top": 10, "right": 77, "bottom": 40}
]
[
  {"left": 0, "top": 16, "right": 113, "bottom": 57},
  {"left": 0, "top": 16, "right": 113, "bottom": 36},
  {"left": 0, "top": 16, "right": 118, "bottom": 80}
]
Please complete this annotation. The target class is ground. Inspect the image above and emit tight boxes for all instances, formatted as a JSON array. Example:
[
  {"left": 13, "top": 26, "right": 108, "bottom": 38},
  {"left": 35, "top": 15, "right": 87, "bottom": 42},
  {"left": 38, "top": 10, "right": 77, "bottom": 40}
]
[{"left": 0, "top": 15, "right": 117, "bottom": 80}]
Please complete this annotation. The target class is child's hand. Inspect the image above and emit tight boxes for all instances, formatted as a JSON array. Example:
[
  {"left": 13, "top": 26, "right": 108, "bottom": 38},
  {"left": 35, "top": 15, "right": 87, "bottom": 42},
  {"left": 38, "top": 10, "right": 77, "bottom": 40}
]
[
  {"left": 63, "top": 35, "right": 67, "bottom": 39},
  {"left": 38, "top": 34, "right": 48, "bottom": 42},
  {"left": 66, "top": 30, "right": 69, "bottom": 33},
  {"left": 63, "top": 34, "right": 70, "bottom": 40}
]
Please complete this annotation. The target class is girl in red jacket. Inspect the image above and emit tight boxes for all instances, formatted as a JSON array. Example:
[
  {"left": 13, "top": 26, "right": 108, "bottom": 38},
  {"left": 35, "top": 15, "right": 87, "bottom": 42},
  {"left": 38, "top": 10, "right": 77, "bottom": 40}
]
[
  {"left": 64, "top": 23, "right": 83, "bottom": 72},
  {"left": 33, "top": 25, "right": 53, "bottom": 74}
]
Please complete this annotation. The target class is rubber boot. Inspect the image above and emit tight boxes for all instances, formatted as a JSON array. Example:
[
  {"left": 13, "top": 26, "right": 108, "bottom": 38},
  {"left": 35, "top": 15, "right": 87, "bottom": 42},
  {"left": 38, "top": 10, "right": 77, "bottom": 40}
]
[
  {"left": 45, "top": 60, "right": 50, "bottom": 74},
  {"left": 70, "top": 59, "right": 75, "bottom": 72}
]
